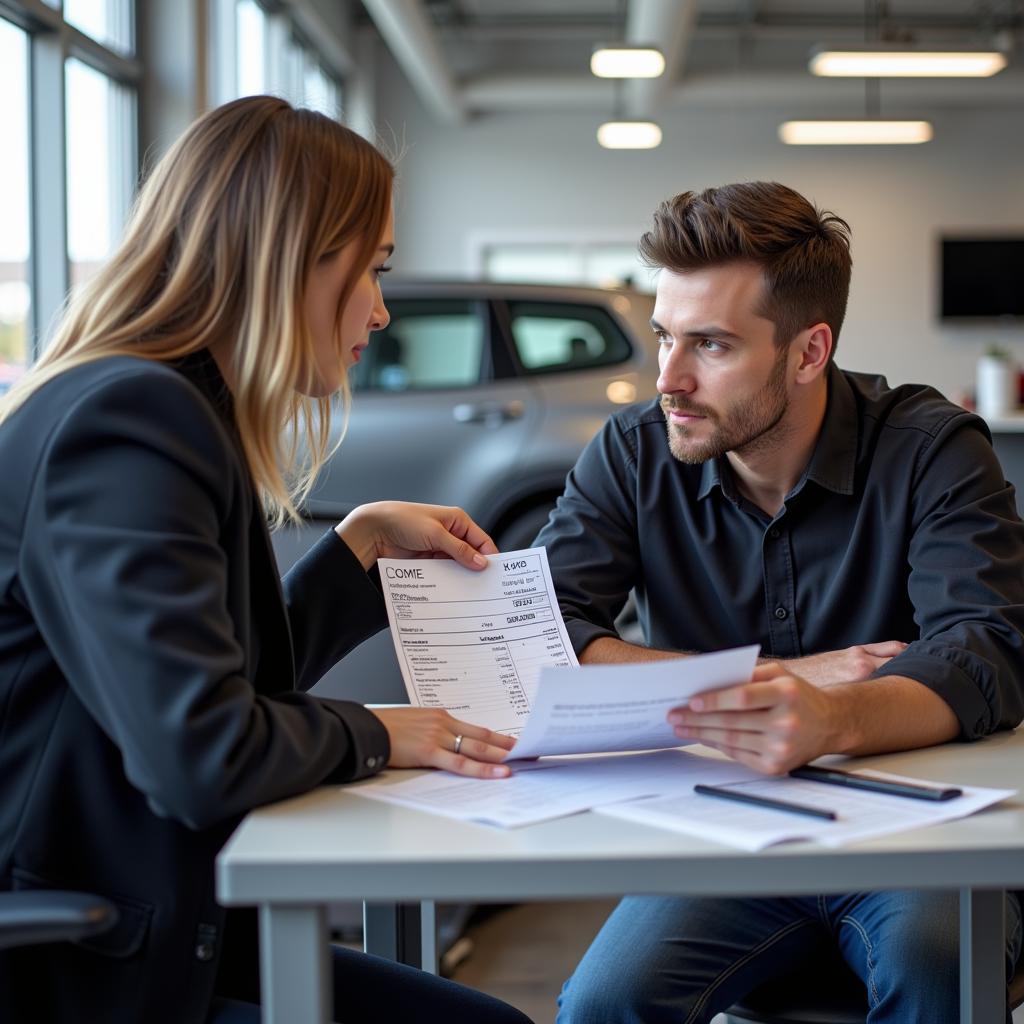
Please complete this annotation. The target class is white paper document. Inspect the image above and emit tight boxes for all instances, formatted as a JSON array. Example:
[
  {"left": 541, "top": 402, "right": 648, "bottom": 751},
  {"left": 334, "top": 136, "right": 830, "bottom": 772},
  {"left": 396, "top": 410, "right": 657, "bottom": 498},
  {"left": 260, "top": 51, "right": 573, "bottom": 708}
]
[
  {"left": 379, "top": 547, "right": 759, "bottom": 756},
  {"left": 594, "top": 769, "right": 1016, "bottom": 850},
  {"left": 353, "top": 744, "right": 1014, "bottom": 841},
  {"left": 378, "top": 548, "right": 578, "bottom": 735},
  {"left": 352, "top": 749, "right": 755, "bottom": 828},
  {"left": 508, "top": 645, "right": 760, "bottom": 759}
]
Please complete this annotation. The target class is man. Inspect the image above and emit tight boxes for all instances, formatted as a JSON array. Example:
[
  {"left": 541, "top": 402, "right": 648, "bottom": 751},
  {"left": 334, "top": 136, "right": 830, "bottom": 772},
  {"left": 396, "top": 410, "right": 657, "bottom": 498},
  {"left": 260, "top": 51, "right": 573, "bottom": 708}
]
[{"left": 543, "top": 182, "right": 1024, "bottom": 1023}]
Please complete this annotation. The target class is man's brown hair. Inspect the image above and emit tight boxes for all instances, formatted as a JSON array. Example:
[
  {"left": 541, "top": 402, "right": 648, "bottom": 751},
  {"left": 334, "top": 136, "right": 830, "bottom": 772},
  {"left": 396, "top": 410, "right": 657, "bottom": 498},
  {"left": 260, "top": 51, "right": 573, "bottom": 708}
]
[{"left": 638, "top": 181, "right": 852, "bottom": 354}]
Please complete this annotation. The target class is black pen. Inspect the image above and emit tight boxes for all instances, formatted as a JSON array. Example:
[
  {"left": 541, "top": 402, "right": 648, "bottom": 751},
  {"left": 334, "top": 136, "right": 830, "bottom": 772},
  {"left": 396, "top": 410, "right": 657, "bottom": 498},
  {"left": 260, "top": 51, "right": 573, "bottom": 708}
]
[
  {"left": 694, "top": 783, "right": 837, "bottom": 821},
  {"left": 789, "top": 765, "right": 962, "bottom": 802}
]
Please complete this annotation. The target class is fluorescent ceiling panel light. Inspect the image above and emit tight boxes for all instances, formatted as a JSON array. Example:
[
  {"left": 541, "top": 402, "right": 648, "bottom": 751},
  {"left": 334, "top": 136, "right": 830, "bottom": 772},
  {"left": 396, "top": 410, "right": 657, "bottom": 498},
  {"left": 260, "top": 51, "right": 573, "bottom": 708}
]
[
  {"left": 779, "top": 120, "right": 933, "bottom": 145},
  {"left": 810, "top": 48, "right": 1007, "bottom": 78},
  {"left": 591, "top": 47, "right": 665, "bottom": 78},
  {"left": 597, "top": 121, "right": 663, "bottom": 149}
]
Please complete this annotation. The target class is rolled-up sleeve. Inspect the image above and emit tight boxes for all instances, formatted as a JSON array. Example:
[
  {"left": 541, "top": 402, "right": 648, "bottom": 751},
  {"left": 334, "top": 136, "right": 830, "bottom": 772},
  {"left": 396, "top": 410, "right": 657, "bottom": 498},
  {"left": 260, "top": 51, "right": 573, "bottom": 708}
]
[{"left": 874, "top": 416, "right": 1024, "bottom": 738}]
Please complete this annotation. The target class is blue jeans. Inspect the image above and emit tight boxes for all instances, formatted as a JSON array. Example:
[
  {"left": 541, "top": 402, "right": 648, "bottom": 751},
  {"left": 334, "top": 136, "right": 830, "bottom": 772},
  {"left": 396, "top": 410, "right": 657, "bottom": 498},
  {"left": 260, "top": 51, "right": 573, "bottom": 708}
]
[
  {"left": 207, "top": 943, "right": 534, "bottom": 1023},
  {"left": 557, "top": 891, "right": 1023, "bottom": 1024}
]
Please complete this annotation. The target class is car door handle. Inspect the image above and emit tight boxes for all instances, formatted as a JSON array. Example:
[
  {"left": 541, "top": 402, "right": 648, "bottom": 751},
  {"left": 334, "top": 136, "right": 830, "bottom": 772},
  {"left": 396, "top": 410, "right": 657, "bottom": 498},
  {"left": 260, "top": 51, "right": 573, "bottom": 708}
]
[{"left": 452, "top": 401, "right": 525, "bottom": 426}]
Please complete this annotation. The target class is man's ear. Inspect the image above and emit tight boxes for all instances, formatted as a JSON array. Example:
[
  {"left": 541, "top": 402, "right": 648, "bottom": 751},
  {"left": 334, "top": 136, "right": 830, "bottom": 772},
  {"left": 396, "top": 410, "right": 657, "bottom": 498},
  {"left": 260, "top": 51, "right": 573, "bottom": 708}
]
[{"left": 792, "top": 323, "right": 833, "bottom": 383}]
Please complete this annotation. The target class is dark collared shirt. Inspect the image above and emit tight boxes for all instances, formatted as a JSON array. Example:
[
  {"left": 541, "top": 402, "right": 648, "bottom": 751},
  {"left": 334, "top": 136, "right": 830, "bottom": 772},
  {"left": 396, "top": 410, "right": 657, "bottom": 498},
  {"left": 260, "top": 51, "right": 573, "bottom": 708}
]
[{"left": 537, "top": 364, "right": 1024, "bottom": 739}]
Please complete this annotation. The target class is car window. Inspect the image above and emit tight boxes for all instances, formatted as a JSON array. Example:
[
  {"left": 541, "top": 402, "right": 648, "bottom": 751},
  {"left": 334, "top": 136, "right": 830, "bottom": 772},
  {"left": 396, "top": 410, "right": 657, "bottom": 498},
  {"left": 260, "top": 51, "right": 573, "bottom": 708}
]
[
  {"left": 507, "top": 302, "right": 632, "bottom": 374},
  {"left": 352, "top": 299, "right": 485, "bottom": 392}
]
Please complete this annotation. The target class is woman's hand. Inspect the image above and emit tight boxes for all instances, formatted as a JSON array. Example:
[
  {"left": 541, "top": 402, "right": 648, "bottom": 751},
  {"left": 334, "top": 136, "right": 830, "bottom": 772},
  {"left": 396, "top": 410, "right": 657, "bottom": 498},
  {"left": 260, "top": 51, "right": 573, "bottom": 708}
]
[
  {"left": 336, "top": 501, "right": 499, "bottom": 572},
  {"left": 372, "top": 707, "right": 515, "bottom": 778}
]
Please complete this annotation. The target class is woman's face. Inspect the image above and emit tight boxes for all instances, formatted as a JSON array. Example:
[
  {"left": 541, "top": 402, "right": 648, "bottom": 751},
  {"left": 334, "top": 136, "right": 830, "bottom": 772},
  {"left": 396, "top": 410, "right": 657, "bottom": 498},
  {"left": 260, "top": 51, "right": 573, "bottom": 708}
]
[{"left": 302, "top": 207, "right": 394, "bottom": 397}]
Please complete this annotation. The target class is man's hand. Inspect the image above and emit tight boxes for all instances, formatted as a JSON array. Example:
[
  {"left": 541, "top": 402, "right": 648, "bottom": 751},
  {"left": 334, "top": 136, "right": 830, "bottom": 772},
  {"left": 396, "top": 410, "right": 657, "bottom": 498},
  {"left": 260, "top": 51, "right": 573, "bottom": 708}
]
[
  {"left": 779, "top": 641, "right": 907, "bottom": 687},
  {"left": 668, "top": 661, "right": 847, "bottom": 774}
]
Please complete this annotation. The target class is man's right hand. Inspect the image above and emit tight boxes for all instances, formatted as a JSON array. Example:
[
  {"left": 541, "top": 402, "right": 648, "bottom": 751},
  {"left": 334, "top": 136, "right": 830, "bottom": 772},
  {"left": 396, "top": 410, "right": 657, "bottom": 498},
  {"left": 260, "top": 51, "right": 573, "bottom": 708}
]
[{"left": 778, "top": 641, "right": 908, "bottom": 687}]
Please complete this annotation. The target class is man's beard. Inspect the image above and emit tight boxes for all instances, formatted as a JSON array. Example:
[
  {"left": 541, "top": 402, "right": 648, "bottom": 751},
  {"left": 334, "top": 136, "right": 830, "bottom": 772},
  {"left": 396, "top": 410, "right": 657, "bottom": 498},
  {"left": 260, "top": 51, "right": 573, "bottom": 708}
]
[{"left": 661, "top": 348, "right": 791, "bottom": 465}]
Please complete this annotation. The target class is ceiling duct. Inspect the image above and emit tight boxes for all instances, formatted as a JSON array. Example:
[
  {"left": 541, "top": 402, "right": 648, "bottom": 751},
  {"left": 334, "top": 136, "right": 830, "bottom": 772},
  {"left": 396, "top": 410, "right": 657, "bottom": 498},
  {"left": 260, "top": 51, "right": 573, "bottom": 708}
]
[
  {"left": 624, "top": 0, "right": 698, "bottom": 116},
  {"left": 361, "top": 0, "right": 465, "bottom": 123}
]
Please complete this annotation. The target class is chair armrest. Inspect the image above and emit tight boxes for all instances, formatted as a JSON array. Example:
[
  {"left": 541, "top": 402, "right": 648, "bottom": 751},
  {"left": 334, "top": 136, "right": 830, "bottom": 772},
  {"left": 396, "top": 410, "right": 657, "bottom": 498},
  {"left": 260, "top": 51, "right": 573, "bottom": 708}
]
[{"left": 0, "top": 890, "right": 119, "bottom": 950}]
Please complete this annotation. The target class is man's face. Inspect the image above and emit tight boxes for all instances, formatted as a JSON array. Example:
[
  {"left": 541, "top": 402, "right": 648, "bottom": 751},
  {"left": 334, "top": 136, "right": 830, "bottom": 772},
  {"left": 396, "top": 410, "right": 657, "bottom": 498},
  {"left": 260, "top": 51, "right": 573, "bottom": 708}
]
[{"left": 653, "top": 263, "right": 792, "bottom": 465}]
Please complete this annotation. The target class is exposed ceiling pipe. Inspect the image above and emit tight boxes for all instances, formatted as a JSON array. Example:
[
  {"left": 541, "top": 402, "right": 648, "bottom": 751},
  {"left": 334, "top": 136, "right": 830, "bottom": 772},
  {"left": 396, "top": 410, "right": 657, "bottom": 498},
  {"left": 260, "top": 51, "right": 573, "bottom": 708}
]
[
  {"left": 624, "top": 0, "right": 699, "bottom": 116},
  {"left": 461, "top": 70, "right": 1024, "bottom": 111},
  {"left": 361, "top": 0, "right": 465, "bottom": 123},
  {"left": 465, "top": 75, "right": 617, "bottom": 109}
]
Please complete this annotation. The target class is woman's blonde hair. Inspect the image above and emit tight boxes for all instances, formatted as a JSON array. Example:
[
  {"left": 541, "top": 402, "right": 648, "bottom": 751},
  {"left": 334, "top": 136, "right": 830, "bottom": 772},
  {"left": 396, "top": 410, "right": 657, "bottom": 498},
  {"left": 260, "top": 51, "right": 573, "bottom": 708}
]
[{"left": 0, "top": 95, "right": 394, "bottom": 525}]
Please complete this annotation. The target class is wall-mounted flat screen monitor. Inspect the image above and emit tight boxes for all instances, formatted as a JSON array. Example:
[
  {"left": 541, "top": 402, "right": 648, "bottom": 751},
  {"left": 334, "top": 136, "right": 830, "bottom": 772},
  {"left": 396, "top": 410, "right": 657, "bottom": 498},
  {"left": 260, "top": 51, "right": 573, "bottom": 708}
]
[{"left": 941, "top": 238, "right": 1024, "bottom": 320}]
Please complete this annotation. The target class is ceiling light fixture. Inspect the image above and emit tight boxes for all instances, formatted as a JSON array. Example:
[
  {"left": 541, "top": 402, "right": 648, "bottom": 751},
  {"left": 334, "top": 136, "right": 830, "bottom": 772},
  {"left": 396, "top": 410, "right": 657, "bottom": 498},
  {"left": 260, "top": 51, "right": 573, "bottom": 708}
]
[
  {"left": 783, "top": 4, "right": 937, "bottom": 147},
  {"left": 591, "top": 46, "right": 665, "bottom": 79},
  {"left": 810, "top": 45, "right": 1007, "bottom": 78},
  {"left": 778, "top": 119, "right": 933, "bottom": 145},
  {"left": 597, "top": 120, "right": 663, "bottom": 149}
]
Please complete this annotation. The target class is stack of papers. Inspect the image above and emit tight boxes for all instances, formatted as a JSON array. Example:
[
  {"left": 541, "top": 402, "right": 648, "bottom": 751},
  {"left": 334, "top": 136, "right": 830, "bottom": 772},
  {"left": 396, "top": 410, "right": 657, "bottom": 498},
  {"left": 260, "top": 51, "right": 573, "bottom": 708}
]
[
  {"left": 353, "top": 748, "right": 1013, "bottom": 846},
  {"left": 592, "top": 769, "right": 1015, "bottom": 850},
  {"left": 354, "top": 749, "right": 750, "bottom": 829}
]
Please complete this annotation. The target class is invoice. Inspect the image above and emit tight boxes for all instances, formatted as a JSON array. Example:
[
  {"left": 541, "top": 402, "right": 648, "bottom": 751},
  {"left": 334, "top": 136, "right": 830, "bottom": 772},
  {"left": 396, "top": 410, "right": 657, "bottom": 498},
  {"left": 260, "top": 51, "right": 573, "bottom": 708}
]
[{"left": 378, "top": 547, "right": 577, "bottom": 735}]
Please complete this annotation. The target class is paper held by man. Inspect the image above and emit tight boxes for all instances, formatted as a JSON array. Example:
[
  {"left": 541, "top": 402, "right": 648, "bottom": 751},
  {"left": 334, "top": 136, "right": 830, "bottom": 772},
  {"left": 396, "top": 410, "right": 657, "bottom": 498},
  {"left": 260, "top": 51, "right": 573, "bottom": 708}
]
[{"left": 376, "top": 545, "right": 757, "bottom": 757}]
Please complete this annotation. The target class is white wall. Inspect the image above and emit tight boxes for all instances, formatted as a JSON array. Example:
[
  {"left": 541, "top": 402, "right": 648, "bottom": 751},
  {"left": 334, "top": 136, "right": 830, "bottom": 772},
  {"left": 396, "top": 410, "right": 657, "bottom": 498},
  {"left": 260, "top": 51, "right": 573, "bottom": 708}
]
[{"left": 378, "top": 65, "right": 1024, "bottom": 402}]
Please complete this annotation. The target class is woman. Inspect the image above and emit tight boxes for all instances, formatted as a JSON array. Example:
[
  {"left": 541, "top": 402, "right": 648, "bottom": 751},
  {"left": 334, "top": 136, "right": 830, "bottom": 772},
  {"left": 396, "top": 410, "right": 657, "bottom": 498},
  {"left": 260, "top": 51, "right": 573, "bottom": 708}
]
[{"left": 0, "top": 96, "right": 530, "bottom": 1024}]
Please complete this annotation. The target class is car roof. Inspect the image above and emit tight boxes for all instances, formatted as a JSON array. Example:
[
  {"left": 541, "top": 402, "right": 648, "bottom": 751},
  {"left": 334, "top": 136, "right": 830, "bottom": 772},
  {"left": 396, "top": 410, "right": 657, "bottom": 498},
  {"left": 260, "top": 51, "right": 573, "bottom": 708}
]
[{"left": 382, "top": 279, "right": 653, "bottom": 305}]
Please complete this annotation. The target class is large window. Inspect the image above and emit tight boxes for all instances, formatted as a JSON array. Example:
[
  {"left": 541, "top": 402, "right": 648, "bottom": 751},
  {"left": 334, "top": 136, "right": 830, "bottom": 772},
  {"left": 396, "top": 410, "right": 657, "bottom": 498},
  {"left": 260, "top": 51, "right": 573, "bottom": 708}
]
[
  {"left": 283, "top": 32, "right": 340, "bottom": 118},
  {"left": 65, "top": 57, "right": 136, "bottom": 289},
  {"left": 236, "top": 0, "right": 267, "bottom": 96},
  {"left": 1, "top": 2, "right": 139, "bottom": 362},
  {"left": 217, "top": 0, "right": 342, "bottom": 118},
  {"left": 64, "top": 0, "right": 133, "bottom": 55},
  {"left": 0, "top": 19, "right": 31, "bottom": 392}
]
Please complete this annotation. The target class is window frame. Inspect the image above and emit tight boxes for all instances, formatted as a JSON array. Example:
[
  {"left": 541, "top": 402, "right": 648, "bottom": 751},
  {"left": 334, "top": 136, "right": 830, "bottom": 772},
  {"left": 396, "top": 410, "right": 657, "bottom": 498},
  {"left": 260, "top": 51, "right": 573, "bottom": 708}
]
[
  {"left": 208, "top": 0, "right": 343, "bottom": 118},
  {"left": 1, "top": 0, "right": 140, "bottom": 360}
]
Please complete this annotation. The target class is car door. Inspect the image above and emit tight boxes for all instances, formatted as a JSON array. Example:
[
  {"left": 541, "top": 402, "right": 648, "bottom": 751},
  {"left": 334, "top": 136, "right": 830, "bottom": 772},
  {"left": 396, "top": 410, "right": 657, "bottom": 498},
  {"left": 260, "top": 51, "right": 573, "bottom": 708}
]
[{"left": 494, "top": 294, "right": 657, "bottom": 497}]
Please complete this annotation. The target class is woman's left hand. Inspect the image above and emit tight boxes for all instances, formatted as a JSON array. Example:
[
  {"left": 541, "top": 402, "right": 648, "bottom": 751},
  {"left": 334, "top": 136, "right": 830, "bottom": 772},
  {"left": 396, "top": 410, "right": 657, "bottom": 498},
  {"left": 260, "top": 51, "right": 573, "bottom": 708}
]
[
  {"left": 336, "top": 501, "right": 499, "bottom": 572},
  {"left": 371, "top": 707, "right": 515, "bottom": 778}
]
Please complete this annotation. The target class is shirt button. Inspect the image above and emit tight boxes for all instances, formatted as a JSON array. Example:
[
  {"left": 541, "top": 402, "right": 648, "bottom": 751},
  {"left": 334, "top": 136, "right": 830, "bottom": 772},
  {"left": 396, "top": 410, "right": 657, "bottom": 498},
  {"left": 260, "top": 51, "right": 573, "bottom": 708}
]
[
  {"left": 769, "top": 528, "right": 780, "bottom": 539},
  {"left": 365, "top": 756, "right": 378, "bottom": 768},
  {"left": 195, "top": 943, "right": 215, "bottom": 962},
  {"left": 774, "top": 606, "right": 788, "bottom": 620}
]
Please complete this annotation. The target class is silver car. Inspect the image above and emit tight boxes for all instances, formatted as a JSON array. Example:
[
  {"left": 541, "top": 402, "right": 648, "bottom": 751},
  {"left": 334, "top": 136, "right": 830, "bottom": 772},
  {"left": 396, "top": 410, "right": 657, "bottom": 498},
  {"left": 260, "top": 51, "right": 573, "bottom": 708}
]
[{"left": 273, "top": 281, "right": 658, "bottom": 702}]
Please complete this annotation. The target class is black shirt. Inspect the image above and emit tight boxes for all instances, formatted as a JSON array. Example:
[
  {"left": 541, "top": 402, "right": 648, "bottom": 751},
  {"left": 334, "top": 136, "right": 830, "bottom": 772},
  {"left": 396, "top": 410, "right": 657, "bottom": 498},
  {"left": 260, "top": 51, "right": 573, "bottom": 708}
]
[{"left": 537, "top": 364, "right": 1024, "bottom": 740}]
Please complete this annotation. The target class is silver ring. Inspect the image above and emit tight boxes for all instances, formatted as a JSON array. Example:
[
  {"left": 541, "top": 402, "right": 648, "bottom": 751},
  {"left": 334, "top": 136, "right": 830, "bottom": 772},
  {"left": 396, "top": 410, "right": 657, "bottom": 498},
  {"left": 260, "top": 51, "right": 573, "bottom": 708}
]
[{"left": 453, "top": 734, "right": 464, "bottom": 755}]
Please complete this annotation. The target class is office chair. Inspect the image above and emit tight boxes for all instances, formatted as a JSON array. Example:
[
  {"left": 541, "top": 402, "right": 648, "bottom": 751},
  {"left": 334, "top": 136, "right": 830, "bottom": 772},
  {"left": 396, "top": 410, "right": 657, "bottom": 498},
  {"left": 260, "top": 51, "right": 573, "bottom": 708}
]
[
  {"left": 725, "top": 952, "right": 1024, "bottom": 1024},
  {"left": 0, "top": 890, "right": 118, "bottom": 950}
]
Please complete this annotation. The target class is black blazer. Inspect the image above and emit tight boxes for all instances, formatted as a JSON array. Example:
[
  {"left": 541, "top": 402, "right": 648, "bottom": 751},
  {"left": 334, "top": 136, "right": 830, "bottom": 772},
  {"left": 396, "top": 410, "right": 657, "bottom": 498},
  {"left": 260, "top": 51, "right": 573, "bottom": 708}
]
[{"left": 0, "top": 353, "right": 391, "bottom": 1022}]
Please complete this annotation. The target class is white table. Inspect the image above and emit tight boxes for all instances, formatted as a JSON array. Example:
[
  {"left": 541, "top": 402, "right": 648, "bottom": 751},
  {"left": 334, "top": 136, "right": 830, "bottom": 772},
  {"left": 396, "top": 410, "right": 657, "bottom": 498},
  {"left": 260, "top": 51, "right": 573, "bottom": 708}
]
[{"left": 217, "top": 732, "right": 1024, "bottom": 1024}]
